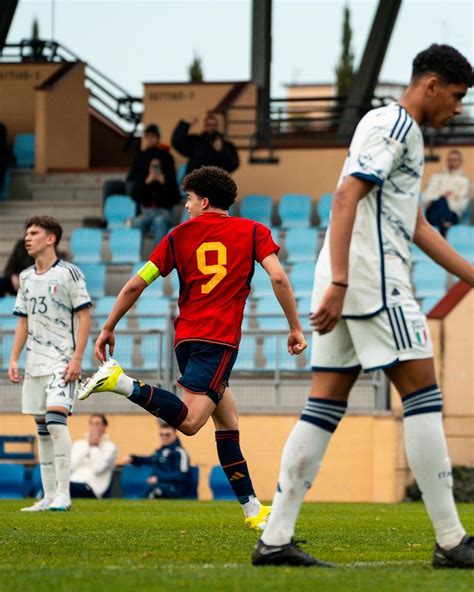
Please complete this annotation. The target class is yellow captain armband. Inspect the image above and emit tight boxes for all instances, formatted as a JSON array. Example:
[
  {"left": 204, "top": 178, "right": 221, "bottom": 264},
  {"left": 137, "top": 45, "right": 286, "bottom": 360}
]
[{"left": 137, "top": 261, "right": 161, "bottom": 285}]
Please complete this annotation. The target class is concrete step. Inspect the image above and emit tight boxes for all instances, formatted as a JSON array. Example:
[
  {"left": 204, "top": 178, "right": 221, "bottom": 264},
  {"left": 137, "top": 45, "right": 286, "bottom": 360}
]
[
  {"left": 30, "top": 187, "right": 103, "bottom": 201},
  {"left": 32, "top": 172, "right": 126, "bottom": 186},
  {"left": 0, "top": 201, "right": 102, "bottom": 219}
]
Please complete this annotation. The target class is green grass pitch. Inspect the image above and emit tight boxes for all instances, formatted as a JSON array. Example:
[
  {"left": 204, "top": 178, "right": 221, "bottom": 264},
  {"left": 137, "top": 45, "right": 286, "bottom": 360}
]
[{"left": 0, "top": 500, "right": 472, "bottom": 591}]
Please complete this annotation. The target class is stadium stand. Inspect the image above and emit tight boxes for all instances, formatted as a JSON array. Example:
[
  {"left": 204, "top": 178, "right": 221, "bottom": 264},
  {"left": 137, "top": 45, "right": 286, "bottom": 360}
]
[
  {"left": 0, "top": 463, "right": 26, "bottom": 498},
  {"left": 447, "top": 225, "right": 474, "bottom": 261},
  {"left": 12, "top": 134, "right": 35, "bottom": 168},
  {"left": 120, "top": 464, "right": 154, "bottom": 499},
  {"left": 284, "top": 227, "right": 318, "bottom": 263},
  {"left": 104, "top": 195, "right": 136, "bottom": 228},
  {"left": 290, "top": 262, "right": 315, "bottom": 297},
  {"left": 239, "top": 194, "right": 273, "bottom": 225},
  {"left": 232, "top": 335, "right": 258, "bottom": 371},
  {"left": 250, "top": 265, "right": 274, "bottom": 299},
  {"left": 262, "top": 335, "right": 299, "bottom": 371},
  {"left": 102, "top": 179, "right": 128, "bottom": 205},
  {"left": 79, "top": 263, "right": 106, "bottom": 299},
  {"left": 1, "top": 335, "right": 26, "bottom": 371},
  {"left": 70, "top": 228, "right": 103, "bottom": 264},
  {"left": 278, "top": 193, "right": 312, "bottom": 228},
  {"left": 412, "top": 260, "right": 447, "bottom": 300}
]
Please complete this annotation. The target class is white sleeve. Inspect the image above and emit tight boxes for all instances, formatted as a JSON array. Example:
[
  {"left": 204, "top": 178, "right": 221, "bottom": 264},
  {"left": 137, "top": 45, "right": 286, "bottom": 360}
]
[
  {"left": 66, "top": 266, "right": 92, "bottom": 311},
  {"left": 347, "top": 109, "right": 409, "bottom": 186},
  {"left": 13, "top": 274, "right": 28, "bottom": 317}
]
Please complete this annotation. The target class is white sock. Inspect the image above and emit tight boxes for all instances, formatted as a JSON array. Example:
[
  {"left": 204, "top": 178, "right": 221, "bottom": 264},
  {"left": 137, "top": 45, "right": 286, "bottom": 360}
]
[
  {"left": 117, "top": 373, "right": 134, "bottom": 396},
  {"left": 37, "top": 424, "right": 56, "bottom": 500},
  {"left": 242, "top": 494, "right": 261, "bottom": 518},
  {"left": 46, "top": 414, "right": 72, "bottom": 497},
  {"left": 403, "top": 387, "right": 466, "bottom": 550},
  {"left": 261, "top": 420, "right": 333, "bottom": 546}
]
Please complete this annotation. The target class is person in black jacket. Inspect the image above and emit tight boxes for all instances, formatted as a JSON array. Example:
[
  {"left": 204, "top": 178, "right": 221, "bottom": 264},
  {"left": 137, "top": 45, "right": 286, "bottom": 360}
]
[
  {"left": 0, "top": 239, "right": 35, "bottom": 297},
  {"left": 127, "top": 124, "right": 181, "bottom": 243},
  {"left": 125, "top": 421, "right": 190, "bottom": 499},
  {"left": 171, "top": 114, "right": 239, "bottom": 175}
]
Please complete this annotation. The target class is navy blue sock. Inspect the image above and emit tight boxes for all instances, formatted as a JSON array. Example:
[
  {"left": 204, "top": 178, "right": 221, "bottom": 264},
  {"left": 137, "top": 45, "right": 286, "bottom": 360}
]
[
  {"left": 215, "top": 430, "right": 255, "bottom": 504},
  {"left": 128, "top": 382, "right": 188, "bottom": 428}
]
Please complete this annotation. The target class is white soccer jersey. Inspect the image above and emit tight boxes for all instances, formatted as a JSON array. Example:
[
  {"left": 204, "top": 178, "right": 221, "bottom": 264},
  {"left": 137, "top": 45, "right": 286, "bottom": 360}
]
[
  {"left": 314, "top": 102, "right": 424, "bottom": 317},
  {"left": 13, "top": 259, "right": 92, "bottom": 376}
]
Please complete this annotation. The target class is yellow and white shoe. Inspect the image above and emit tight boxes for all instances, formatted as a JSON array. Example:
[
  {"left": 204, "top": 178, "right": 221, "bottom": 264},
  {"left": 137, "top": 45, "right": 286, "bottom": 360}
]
[
  {"left": 245, "top": 505, "right": 271, "bottom": 531},
  {"left": 77, "top": 359, "right": 124, "bottom": 401}
]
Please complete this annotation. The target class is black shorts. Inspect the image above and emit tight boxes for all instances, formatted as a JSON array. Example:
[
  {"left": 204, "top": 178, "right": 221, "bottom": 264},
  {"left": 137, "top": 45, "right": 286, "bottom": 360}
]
[{"left": 175, "top": 341, "right": 238, "bottom": 405}]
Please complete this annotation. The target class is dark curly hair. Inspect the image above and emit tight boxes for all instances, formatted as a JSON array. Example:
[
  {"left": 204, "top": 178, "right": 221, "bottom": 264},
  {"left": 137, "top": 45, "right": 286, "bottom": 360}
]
[
  {"left": 182, "top": 166, "right": 237, "bottom": 210},
  {"left": 412, "top": 44, "right": 473, "bottom": 87},
  {"left": 25, "top": 215, "right": 63, "bottom": 246}
]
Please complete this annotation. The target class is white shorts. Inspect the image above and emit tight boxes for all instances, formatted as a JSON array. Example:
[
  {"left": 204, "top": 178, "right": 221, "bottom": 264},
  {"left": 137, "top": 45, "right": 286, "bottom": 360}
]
[
  {"left": 311, "top": 297, "right": 433, "bottom": 372},
  {"left": 22, "top": 369, "right": 77, "bottom": 415}
]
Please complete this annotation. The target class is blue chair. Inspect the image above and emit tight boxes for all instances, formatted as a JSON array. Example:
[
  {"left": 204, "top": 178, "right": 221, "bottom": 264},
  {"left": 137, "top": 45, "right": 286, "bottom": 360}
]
[
  {"left": 104, "top": 195, "right": 136, "bottom": 228},
  {"left": 411, "top": 243, "right": 429, "bottom": 264},
  {"left": 109, "top": 228, "right": 141, "bottom": 264},
  {"left": 93, "top": 297, "right": 127, "bottom": 330},
  {"left": 256, "top": 298, "right": 287, "bottom": 330},
  {"left": 290, "top": 263, "right": 315, "bottom": 298},
  {"left": 0, "top": 463, "right": 26, "bottom": 499},
  {"left": 420, "top": 296, "right": 441, "bottom": 315},
  {"left": 81, "top": 336, "right": 96, "bottom": 372},
  {"left": 279, "top": 193, "right": 312, "bottom": 228},
  {"left": 136, "top": 297, "right": 170, "bottom": 331},
  {"left": 297, "top": 297, "right": 313, "bottom": 331},
  {"left": 233, "top": 336, "right": 257, "bottom": 371},
  {"left": 70, "top": 228, "right": 103, "bottom": 264},
  {"left": 112, "top": 335, "right": 135, "bottom": 369},
  {"left": 0, "top": 169, "right": 11, "bottom": 201},
  {"left": 13, "top": 134, "right": 35, "bottom": 168},
  {"left": 0, "top": 296, "right": 17, "bottom": 330},
  {"left": 317, "top": 192, "right": 333, "bottom": 229},
  {"left": 1, "top": 335, "right": 26, "bottom": 371},
  {"left": 80, "top": 263, "right": 106, "bottom": 299},
  {"left": 263, "top": 335, "right": 298, "bottom": 371},
  {"left": 182, "top": 466, "right": 199, "bottom": 499},
  {"left": 250, "top": 265, "right": 273, "bottom": 299},
  {"left": 139, "top": 335, "right": 163, "bottom": 371},
  {"left": 458, "top": 200, "right": 473, "bottom": 225},
  {"left": 120, "top": 464, "right": 154, "bottom": 499},
  {"left": 168, "top": 270, "right": 181, "bottom": 298},
  {"left": 240, "top": 194, "right": 273, "bottom": 226},
  {"left": 413, "top": 261, "right": 447, "bottom": 299},
  {"left": 448, "top": 225, "right": 474, "bottom": 261},
  {"left": 285, "top": 228, "right": 318, "bottom": 263},
  {"left": 208, "top": 465, "right": 234, "bottom": 500},
  {"left": 131, "top": 262, "right": 163, "bottom": 296}
]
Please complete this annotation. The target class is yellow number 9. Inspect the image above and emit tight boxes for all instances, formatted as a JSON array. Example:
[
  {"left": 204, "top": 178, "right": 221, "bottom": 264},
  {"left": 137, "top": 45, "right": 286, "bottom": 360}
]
[{"left": 196, "top": 242, "right": 227, "bottom": 294}]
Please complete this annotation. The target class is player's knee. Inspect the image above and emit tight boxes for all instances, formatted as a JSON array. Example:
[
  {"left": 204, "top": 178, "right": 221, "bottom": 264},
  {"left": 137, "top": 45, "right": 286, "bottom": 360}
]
[
  {"left": 45, "top": 410, "right": 68, "bottom": 437},
  {"left": 179, "top": 417, "right": 203, "bottom": 436},
  {"left": 33, "top": 414, "right": 46, "bottom": 425}
]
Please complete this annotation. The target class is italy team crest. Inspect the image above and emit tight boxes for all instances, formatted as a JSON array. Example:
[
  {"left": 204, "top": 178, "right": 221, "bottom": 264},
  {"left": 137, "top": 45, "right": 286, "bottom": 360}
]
[
  {"left": 412, "top": 318, "right": 428, "bottom": 346},
  {"left": 48, "top": 282, "right": 58, "bottom": 295}
]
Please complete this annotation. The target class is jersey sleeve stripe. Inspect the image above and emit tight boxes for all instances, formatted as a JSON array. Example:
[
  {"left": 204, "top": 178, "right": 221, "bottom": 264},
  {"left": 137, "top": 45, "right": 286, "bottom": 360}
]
[
  {"left": 351, "top": 172, "right": 383, "bottom": 186},
  {"left": 395, "top": 113, "right": 412, "bottom": 141},
  {"left": 389, "top": 106, "right": 403, "bottom": 138},
  {"left": 400, "top": 119, "right": 414, "bottom": 143},
  {"left": 74, "top": 301, "right": 93, "bottom": 312},
  {"left": 58, "top": 262, "right": 79, "bottom": 282},
  {"left": 13, "top": 310, "right": 28, "bottom": 317}
]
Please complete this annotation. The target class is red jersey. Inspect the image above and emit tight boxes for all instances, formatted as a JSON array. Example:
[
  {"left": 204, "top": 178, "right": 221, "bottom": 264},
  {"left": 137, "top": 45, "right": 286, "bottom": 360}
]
[{"left": 149, "top": 213, "right": 279, "bottom": 348}]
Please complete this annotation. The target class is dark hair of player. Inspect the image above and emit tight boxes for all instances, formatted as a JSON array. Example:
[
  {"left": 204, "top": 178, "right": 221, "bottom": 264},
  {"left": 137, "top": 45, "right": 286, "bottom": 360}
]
[
  {"left": 412, "top": 44, "right": 473, "bottom": 87},
  {"left": 90, "top": 413, "right": 108, "bottom": 427},
  {"left": 25, "top": 215, "right": 63, "bottom": 246},
  {"left": 182, "top": 165, "right": 237, "bottom": 210}
]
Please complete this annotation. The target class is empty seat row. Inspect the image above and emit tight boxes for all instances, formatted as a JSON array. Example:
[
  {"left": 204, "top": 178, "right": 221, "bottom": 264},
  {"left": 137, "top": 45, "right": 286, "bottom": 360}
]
[{"left": 70, "top": 227, "right": 141, "bottom": 265}]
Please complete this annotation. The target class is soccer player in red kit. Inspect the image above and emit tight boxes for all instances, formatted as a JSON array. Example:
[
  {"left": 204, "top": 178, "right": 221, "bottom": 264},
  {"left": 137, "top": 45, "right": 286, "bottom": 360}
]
[{"left": 78, "top": 166, "right": 307, "bottom": 529}]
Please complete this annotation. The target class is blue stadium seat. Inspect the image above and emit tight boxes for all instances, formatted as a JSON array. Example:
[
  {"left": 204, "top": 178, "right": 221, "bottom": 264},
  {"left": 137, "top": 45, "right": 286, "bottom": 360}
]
[
  {"left": 70, "top": 228, "right": 103, "bottom": 264},
  {"left": 80, "top": 263, "right": 106, "bottom": 299},
  {"left": 240, "top": 194, "right": 273, "bottom": 226},
  {"left": 297, "top": 297, "right": 313, "bottom": 331},
  {"left": 1, "top": 335, "right": 26, "bottom": 371},
  {"left": 182, "top": 466, "right": 199, "bottom": 499},
  {"left": 263, "top": 336, "right": 298, "bottom": 371},
  {"left": 317, "top": 192, "right": 333, "bottom": 229},
  {"left": 420, "top": 296, "right": 441, "bottom": 315},
  {"left": 447, "top": 225, "right": 474, "bottom": 261},
  {"left": 109, "top": 228, "right": 141, "bottom": 264},
  {"left": 208, "top": 465, "right": 234, "bottom": 500},
  {"left": 93, "top": 297, "right": 127, "bottom": 331},
  {"left": 250, "top": 265, "right": 273, "bottom": 299},
  {"left": 411, "top": 243, "right": 429, "bottom": 264},
  {"left": 120, "top": 464, "right": 154, "bottom": 499},
  {"left": 458, "top": 200, "right": 473, "bottom": 225},
  {"left": 168, "top": 270, "right": 181, "bottom": 298},
  {"left": 0, "top": 168, "right": 11, "bottom": 201},
  {"left": 256, "top": 298, "right": 287, "bottom": 330},
  {"left": 290, "top": 263, "right": 315, "bottom": 298},
  {"left": 81, "top": 337, "right": 96, "bottom": 372},
  {"left": 112, "top": 335, "right": 135, "bottom": 369},
  {"left": 132, "top": 262, "right": 163, "bottom": 296},
  {"left": 285, "top": 228, "right": 318, "bottom": 263},
  {"left": 136, "top": 297, "right": 170, "bottom": 331},
  {"left": 0, "top": 463, "right": 26, "bottom": 498},
  {"left": 139, "top": 335, "right": 164, "bottom": 371},
  {"left": 279, "top": 193, "right": 312, "bottom": 228},
  {"left": 413, "top": 261, "right": 447, "bottom": 299},
  {"left": 233, "top": 335, "right": 258, "bottom": 371},
  {"left": 13, "top": 134, "right": 35, "bottom": 168},
  {"left": 104, "top": 195, "right": 136, "bottom": 228},
  {"left": 0, "top": 296, "right": 17, "bottom": 330}
]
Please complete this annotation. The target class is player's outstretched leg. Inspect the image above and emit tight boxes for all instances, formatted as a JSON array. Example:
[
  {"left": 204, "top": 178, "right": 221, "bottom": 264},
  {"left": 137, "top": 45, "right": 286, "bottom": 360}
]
[
  {"left": 21, "top": 418, "right": 57, "bottom": 512},
  {"left": 77, "top": 359, "right": 189, "bottom": 428},
  {"left": 401, "top": 384, "right": 473, "bottom": 568}
]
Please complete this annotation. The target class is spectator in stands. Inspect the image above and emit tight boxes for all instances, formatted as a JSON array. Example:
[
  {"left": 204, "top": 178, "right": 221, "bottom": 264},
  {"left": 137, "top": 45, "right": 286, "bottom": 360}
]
[
  {"left": 0, "top": 239, "right": 34, "bottom": 297},
  {"left": 171, "top": 113, "right": 239, "bottom": 175},
  {"left": 423, "top": 149, "right": 472, "bottom": 236},
  {"left": 0, "top": 122, "right": 12, "bottom": 191},
  {"left": 124, "top": 420, "right": 190, "bottom": 499},
  {"left": 70, "top": 414, "right": 118, "bottom": 498},
  {"left": 127, "top": 124, "right": 181, "bottom": 243}
]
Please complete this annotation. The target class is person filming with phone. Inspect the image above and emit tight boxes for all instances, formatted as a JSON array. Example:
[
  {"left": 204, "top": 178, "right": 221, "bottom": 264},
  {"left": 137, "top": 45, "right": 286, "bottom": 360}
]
[{"left": 127, "top": 124, "right": 181, "bottom": 244}]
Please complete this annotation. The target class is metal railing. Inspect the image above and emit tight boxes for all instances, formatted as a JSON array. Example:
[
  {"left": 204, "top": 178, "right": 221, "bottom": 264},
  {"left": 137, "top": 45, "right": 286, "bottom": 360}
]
[{"left": 0, "top": 39, "right": 143, "bottom": 134}]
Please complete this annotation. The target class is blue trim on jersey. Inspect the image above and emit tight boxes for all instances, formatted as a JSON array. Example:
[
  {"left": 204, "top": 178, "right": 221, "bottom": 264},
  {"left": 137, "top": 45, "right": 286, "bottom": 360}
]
[
  {"left": 391, "top": 308, "right": 406, "bottom": 349},
  {"left": 387, "top": 308, "right": 400, "bottom": 350},
  {"left": 376, "top": 188, "right": 387, "bottom": 309},
  {"left": 398, "top": 307, "right": 412, "bottom": 348},
  {"left": 394, "top": 109, "right": 408, "bottom": 140},
  {"left": 74, "top": 301, "right": 92, "bottom": 312},
  {"left": 311, "top": 364, "right": 361, "bottom": 373},
  {"left": 13, "top": 311, "right": 28, "bottom": 317},
  {"left": 400, "top": 119, "right": 413, "bottom": 143},
  {"left": 351, "top": 172, "right": 383, "bottom": 186},
  {"left": 390, "top": 106, "right": 403, "bottom": 138},
  {"left": 342, "top": 306, "right": 384, "bottom": 320}
]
